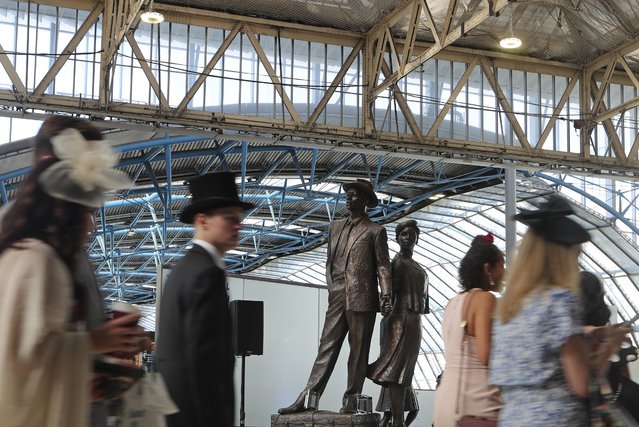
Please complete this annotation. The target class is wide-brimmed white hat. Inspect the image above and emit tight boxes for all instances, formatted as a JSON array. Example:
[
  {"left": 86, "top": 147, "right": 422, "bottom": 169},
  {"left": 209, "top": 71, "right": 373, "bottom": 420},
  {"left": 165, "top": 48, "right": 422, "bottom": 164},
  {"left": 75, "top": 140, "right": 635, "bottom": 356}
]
[{"left": 38, "top": 128, "right": 132, "bottom": 207}]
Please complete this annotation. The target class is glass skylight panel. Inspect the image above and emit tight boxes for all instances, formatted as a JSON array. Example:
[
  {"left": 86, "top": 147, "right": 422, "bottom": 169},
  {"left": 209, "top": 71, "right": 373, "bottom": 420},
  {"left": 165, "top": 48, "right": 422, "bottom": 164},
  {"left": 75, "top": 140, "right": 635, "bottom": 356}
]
[
  {"left": 606, "top": 280, "right": 636, "bottom": 320},
  {"left": 414, "top": 354, "right": 431, "bottom": 389},
  {"left": 414, "top": 239, "right": 457, "bottom": 265},
  {"left": 610, "top": 276, "right": 639, "bottom": 315},
  {"left": 588, "top": 233, "right": 639, "bottom": 274},
  {"left": 288, "top": 270, "right": 317, "bottom": 284},
  {"left": 452, "top": 220, "right": 491, "bottom": 240},
  {"left": 437, "top": 226, "right": 474, "bottom": 247},
  {"left": 422, "top": 319, "right": 444, "bottom": 350},
  {"left": 411, "top": 252, "right": 431, "bottom": 270},
  {"left": 581, "top": 241, "right": 621, "bottom": 272},
  {"left": 426, "top": 353, "right": 444, "bottom": 376}
]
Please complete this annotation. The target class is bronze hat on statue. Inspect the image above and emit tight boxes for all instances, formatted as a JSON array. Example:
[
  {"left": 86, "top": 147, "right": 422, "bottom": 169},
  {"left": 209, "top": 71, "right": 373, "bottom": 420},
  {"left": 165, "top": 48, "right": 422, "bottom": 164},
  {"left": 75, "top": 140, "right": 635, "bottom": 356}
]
[
  {"left": 342, "top": 179, "right": 378, "bottom": 208},
  {"left": 179, "top": 172, "right": 254, "bottom": 224}
]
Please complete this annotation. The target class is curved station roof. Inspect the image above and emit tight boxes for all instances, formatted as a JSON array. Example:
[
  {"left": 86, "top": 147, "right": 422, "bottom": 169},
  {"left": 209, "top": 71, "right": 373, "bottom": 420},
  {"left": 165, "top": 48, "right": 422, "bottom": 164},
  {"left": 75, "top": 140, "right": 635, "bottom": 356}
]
[{"left": 0, "top": 0, "right": 638, "bottom": 389}]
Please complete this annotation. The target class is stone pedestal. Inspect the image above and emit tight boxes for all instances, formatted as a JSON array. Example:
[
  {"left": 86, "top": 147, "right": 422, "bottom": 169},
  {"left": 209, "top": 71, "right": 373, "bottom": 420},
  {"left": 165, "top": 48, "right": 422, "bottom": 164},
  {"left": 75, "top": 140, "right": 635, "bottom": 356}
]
[{"left": 271, "top": 411, "right": 379, "bottom": 426}]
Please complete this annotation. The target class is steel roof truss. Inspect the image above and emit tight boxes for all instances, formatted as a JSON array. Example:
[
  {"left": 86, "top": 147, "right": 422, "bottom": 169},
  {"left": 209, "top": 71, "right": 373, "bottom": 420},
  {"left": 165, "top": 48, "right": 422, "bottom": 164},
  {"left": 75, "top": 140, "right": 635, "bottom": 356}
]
[{"left": 101, "top": 0, "right": 145, "bottom": 103}]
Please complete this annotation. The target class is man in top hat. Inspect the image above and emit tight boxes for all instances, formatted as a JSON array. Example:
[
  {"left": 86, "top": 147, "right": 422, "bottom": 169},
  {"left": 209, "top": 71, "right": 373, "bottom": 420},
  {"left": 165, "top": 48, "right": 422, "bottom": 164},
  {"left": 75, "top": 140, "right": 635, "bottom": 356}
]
[
  {"left": 157, "top": 172, "right": 253, "bottom": 427},
  {"left": 279, "top": 179, "right": 392, "bottom": 414}
]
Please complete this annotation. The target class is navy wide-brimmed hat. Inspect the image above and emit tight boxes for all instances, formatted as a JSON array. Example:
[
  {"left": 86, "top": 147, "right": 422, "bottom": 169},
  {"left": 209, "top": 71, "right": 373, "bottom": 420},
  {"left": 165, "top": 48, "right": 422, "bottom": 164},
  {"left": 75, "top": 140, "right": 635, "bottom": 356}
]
[
  {"left": 514, "top": 195, "right": 590, "bottom": 245},
  {"left": 179, "top": 172, "right": 254, "bottom": 224},
  {"left": 342, "top": 179, "right": 378, "bottom": 208}
]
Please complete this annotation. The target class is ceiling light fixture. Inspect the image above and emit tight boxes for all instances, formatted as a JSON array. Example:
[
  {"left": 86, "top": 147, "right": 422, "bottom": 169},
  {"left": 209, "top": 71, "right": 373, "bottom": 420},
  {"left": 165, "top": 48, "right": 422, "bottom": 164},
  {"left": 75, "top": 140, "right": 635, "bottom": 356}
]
[
  {"left": 499, "top": 3, "right": 522, "bottom": 49},
  {"left": 140, "top": 0, "right": 164, "bottom": 24}
]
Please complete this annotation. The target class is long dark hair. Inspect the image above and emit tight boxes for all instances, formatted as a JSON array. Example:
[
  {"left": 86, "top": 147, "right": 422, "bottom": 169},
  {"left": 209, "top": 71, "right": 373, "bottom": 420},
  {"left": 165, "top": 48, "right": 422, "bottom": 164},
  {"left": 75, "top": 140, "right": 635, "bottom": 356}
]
[
  {"left": 459, "top": 234, "right": 502, "bottom": 291},
  {"left": 579, "top": 271, "right": 611, "bottom": 326},
  {"left": 0, "top": 158, "right": 89, "bottom": 308}
]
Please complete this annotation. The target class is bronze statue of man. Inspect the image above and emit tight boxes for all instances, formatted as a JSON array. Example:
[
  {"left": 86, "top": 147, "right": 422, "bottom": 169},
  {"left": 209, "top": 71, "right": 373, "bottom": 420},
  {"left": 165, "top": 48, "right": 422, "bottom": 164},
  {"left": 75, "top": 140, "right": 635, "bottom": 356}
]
[{"left": 279, "top": 179, "right": 392, "bottom": 414}]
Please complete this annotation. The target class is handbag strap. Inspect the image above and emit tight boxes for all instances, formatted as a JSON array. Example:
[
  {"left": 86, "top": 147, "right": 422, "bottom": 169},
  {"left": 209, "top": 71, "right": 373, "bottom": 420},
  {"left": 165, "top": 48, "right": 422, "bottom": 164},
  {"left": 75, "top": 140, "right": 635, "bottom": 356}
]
[{"left": 454, "top": 289, "right": 481, "bottom": 419}]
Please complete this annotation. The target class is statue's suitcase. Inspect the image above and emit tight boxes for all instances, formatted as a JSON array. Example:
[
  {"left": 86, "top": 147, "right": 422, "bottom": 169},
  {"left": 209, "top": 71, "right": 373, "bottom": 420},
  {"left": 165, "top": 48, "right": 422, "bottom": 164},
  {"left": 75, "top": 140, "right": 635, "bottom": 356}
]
[{"left": 271, "top": 411, "right": 379, "bottom": 426}]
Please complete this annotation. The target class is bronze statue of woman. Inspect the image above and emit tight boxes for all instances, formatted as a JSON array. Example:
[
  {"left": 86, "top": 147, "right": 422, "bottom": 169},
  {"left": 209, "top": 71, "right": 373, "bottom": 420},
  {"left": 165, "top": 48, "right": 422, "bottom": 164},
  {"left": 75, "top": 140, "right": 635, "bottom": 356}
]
[{"left": 368, "top": 220, "right": 428, "bottom": 427}]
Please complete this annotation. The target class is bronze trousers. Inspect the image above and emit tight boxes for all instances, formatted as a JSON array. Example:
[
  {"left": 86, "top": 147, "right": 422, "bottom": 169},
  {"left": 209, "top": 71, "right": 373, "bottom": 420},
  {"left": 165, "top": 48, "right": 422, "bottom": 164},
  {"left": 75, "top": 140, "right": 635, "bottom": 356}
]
[{"left": 303, "top": 289, "right": 376, "bottom": 401}]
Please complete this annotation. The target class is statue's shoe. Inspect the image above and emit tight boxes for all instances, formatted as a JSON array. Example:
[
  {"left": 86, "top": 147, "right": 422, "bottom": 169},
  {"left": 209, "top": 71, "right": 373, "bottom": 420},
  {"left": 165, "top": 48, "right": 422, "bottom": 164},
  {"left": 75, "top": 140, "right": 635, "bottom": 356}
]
[
  {"left": 278, "top": 393, "right": 307, "bottom": 414},
  {"left": 339, "top": 396, "right": 357, "bottom": 414}
]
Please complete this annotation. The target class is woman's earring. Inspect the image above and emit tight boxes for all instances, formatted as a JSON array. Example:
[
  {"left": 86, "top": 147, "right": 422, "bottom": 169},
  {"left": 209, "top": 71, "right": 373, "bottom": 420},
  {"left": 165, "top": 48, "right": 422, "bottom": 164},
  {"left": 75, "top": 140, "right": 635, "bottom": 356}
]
[{"left": 488, "top": 272, "right": 495, "bottom": 288}]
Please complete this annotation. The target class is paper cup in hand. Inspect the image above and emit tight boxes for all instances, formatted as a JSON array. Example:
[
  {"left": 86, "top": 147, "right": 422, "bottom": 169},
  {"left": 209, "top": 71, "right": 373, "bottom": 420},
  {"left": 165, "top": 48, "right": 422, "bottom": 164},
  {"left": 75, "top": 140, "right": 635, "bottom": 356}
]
[
  {"left": 110, "top": 302, "right": 141, "bottom": 359},
  {"left": 111, "top": 301, "right": 140, "bottom": 326}
]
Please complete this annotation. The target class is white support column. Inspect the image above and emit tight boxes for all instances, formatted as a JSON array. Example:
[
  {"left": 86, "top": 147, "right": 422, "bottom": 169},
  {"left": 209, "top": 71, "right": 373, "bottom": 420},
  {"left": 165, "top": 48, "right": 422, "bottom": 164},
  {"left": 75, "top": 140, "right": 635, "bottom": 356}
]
[{"left": 504, "top": 167, "right": 517, "bottom": 264}]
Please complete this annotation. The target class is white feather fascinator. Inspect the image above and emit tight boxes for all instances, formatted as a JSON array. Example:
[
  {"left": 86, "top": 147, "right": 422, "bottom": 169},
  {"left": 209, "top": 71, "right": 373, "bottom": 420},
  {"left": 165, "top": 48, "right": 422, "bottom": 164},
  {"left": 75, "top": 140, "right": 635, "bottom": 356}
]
[{"left": 38, "top": 128, "right": 132, "bottom": 207}]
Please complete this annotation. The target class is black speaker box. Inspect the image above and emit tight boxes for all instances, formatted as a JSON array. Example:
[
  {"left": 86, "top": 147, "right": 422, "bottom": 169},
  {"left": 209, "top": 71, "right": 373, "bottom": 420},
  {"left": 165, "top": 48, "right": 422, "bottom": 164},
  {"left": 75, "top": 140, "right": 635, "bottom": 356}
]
[{"left": 229, "top": 300, "right": 263, "bottom": 356}]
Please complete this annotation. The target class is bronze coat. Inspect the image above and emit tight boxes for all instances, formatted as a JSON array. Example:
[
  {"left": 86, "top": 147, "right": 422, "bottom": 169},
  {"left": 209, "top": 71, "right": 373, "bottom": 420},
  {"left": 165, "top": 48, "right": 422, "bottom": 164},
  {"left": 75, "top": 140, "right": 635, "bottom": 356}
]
[{"left": 326, "top": 216, "right": 392, "bottom": 311}]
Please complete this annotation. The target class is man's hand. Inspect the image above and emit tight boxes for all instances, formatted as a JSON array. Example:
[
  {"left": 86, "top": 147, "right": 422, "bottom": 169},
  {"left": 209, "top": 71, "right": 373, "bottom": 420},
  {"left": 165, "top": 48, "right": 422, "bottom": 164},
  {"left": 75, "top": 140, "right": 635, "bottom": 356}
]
[{"left": 379, "top": 294, "right": 392, "bottom": 316}]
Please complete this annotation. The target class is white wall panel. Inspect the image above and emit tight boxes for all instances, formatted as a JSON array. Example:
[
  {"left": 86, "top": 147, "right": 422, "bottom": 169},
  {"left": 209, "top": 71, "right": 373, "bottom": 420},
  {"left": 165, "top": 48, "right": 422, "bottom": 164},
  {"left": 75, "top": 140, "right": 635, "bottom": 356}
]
[{"left": 227, "top": 277, "right": 440, "bottom": 426}]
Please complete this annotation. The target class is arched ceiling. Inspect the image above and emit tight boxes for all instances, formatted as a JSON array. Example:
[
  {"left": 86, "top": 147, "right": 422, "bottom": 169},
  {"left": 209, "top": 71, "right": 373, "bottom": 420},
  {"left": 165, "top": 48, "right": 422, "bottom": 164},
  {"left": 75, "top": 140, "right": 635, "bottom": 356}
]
[
  {"left": 0, "top": 0, "right": 638, "bottom": 390},
  {"left": 164, "top": 0, "right": 639, "bottom": 67}
]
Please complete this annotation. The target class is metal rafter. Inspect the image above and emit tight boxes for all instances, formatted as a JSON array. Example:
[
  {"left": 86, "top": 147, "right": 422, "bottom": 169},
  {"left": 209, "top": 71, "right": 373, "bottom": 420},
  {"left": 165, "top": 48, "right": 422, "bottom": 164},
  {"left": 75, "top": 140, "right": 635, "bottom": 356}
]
[
  {"left": 479, "top": 57, "right": 531, "bottom": 152},
  {"left": 176, "top": 23, "right": 242, "bottom": 114},
  {"left": 32, "top": 3, "right": 103, "bottom": 100},
  {"left": 244, "top": 25, "right": 301, "bottom": 124},
  {"left": 426, "top": 57, "right": 478, "bottom": 138},
  {"left": 534, "top": 72, "right": 580, "bottom": 153},
  {"left": 380, "top": 59, "right": 423, "bottom": 140},
  {"left": 101, "top": 0, "right": 146, "bottom": 103},
  {"left": 0, "top": 1, "right": 636, "bottom": 178},
  {"left": 0, "top": 43, "right": 26, "bottom": 99},
  {"left": 589, "top": 76, "right": 627, "bottom": 161},
  {"left": 125, "top": 32, "right": 169, "bottom": 110},
  {"left": 305, "top": 39, "right": 364, "bottom": 127},
  {"left": 368, "top": 0, "right": 509, "bottom": 98}
]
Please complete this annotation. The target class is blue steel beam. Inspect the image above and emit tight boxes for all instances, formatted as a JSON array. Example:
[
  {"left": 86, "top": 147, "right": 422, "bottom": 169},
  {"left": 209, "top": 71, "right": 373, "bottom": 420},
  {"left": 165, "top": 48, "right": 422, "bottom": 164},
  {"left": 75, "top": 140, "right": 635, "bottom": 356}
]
[
  {"left": 0, "top": 133, "right": 511, "bottom": 304},
  {"left": 241, "top": 141, "right": 248, "bottom": 198},
  {"left": 309, "top": 149, "right": 318, "bottom": 191},
  {"left": 377, "top": 160, "right": 424, "bottom": 187},
  {"left": 144, "top": 161, "right": 167, "bottom": 209},
  {"left": 290, "top": 151, "right": 309, "bottom": 195},
  {"left": 319, "top": 153, "right": 359, "bottom": 181},
  {"left": 257, "top": 151, "right": 289, "bottom": 183},
  {"left": 0, "top": 181, "right": 7, "bottom": 205},
  {"left": 360, "top": 154, "right": 372, "bottom": 181},
  {"left": 374, "top": 156, "right": 384, "bottom": 186},
  {"left": 534, "top": 172, "right": 639, "bottom": 236}
]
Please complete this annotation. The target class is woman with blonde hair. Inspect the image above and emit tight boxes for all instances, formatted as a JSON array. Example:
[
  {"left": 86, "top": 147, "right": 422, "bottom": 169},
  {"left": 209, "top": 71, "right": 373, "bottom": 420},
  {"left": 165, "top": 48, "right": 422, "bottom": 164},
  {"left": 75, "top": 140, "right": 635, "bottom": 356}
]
[{"left": 490, "top": 195, "right": 629, "bottom": 427}]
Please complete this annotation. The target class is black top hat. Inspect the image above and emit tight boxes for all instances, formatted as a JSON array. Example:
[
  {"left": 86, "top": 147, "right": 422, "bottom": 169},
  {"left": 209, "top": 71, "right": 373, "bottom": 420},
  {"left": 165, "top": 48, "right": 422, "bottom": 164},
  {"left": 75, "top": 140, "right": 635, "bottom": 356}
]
[
  {"left": 513, "top": 195, "right": 590, "bottom": 245},
  {"left": 342, "top": 179, "right": 378, "bottom": 208},
  {"left": 179, "top": 172, "right": 254, "bottom": 224}
]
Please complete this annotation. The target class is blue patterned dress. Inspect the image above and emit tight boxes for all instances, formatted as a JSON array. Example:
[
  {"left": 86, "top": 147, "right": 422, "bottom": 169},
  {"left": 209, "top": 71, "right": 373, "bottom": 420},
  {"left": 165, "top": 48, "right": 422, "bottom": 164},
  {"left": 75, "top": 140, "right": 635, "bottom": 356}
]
[{"left": 490, "top": 287, "right": 587, "bottom": 427}]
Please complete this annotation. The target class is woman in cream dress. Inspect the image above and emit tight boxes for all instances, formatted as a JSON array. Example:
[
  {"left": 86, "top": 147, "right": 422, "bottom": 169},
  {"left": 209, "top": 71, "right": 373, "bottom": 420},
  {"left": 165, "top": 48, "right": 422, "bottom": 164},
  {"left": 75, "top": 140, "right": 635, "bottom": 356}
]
[{"left": 0, "top": 124, "right": 139, "bottom": 427}]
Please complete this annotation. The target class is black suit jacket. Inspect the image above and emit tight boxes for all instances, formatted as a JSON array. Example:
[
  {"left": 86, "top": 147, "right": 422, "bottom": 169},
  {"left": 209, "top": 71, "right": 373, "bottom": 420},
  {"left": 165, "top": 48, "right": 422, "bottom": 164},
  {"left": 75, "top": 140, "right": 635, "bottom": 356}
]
[{"left": 157, "top": 245, "right": 234, "bottom": 427}]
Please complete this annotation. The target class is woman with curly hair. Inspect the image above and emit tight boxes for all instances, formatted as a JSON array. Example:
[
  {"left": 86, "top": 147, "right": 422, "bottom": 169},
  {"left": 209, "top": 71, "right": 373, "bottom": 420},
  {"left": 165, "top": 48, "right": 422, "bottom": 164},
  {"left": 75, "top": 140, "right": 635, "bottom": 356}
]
[
  {"left": 434, "top": 233, "right": 505, "bottom": 427},
  {"left": 0, "top": 121, "right": 141, "bottom": 427}
]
